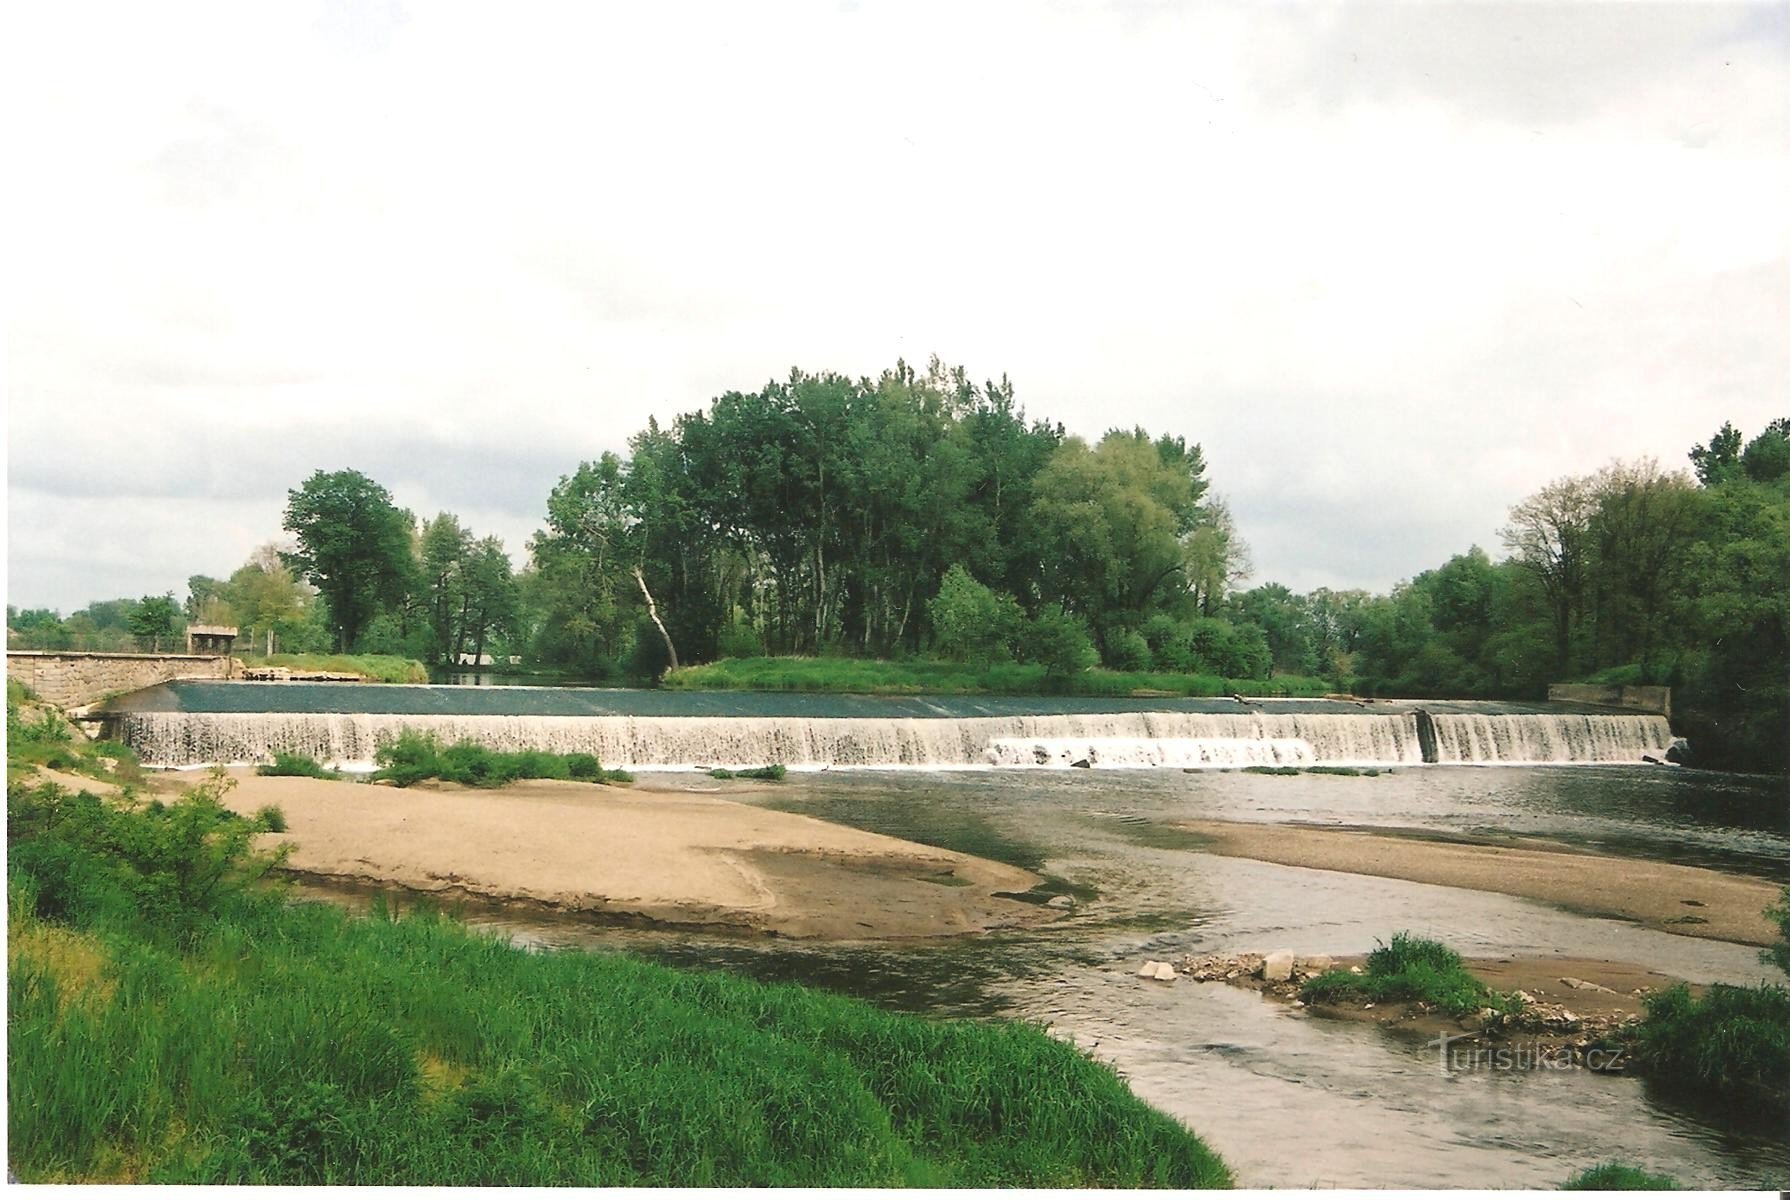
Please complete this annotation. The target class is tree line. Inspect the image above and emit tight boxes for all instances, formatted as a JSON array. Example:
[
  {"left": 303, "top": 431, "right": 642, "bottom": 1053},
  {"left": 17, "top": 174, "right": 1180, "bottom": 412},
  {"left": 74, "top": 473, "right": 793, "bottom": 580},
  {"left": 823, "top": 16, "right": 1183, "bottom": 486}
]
[{"left": 7, "top": 361, "right": 1783, "bottom": 769}]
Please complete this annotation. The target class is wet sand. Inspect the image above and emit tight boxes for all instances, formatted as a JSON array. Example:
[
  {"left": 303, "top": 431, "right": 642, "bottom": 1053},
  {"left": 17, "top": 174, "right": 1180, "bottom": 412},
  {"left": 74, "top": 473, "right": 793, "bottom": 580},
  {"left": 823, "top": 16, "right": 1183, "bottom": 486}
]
[
  {"left": 216, "top": 769, "right": 1052, "bottom": 940},
  {"left": 1177, "top": 818, "right": 1783, "bottom": 946}
]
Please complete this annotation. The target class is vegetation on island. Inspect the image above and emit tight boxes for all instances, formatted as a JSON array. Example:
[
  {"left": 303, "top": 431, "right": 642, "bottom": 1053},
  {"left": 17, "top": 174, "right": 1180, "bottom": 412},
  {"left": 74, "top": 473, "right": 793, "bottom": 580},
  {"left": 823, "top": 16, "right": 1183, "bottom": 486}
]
[
  {"left": 8, "top": 362, "right": 1783, "bottom": 770},
  {"left": 708, "top": 765, "right": 787, "bottom": 781},
  {"left": 256, "top": 752, "right": 340, "bottom": 780},
  {"left": 7, "top": 764, "right": 1232, "bottom": 1186},
  {"left": 1624, "top": 884, "right": 1790, "bottom": 1113},
  {"left": 1560, "top": 1163, "right": 1681, "bottom": 1190},
  {"left": 371, "top": 732, "right": 632, "bottom": 788},
  {"left": 247, "top": 654, "right": 429, "bottom": 684},
  {"left": 1299, "top": 934, "right": 1524, "bottom": 1019}
]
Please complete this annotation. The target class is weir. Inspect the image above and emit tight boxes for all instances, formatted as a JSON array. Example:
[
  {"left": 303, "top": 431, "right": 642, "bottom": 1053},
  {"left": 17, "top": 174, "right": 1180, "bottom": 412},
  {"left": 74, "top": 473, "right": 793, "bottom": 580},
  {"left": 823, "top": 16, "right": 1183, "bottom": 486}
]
[{"left": 117, "top": 707, "right": 1673, "bottom": 771}]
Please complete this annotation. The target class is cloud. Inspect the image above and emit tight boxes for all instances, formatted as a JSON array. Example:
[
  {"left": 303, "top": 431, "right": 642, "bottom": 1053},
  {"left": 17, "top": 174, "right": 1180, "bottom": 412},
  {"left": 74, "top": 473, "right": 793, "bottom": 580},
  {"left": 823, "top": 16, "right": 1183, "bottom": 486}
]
[{"left": 6, "top": 1, "right": 1787, "bottom": 613}]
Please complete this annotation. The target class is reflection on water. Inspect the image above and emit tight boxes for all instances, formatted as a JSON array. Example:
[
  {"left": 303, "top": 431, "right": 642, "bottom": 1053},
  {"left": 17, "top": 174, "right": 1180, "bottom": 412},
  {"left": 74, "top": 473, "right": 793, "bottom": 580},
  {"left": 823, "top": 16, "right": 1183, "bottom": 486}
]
[{"left": 305, "top": 766, "right": 1789, "bottom": 1187}]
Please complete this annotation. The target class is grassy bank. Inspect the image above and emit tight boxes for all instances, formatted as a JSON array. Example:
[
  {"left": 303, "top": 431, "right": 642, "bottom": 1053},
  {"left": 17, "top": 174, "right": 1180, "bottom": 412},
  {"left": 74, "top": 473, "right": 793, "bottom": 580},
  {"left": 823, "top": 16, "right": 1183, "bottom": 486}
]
[
  {"left": 241, "top": 654, "right": 428, "bottom": 684},
  {"left": 663, "top": 656, "right": 1331, "bottom": 698},
  {"left": 1300, "top": 934, "right": 1524, "bottom": 1019},
  {"left": 7, "top": 774, "right": 1230, "bottom": 1186}
]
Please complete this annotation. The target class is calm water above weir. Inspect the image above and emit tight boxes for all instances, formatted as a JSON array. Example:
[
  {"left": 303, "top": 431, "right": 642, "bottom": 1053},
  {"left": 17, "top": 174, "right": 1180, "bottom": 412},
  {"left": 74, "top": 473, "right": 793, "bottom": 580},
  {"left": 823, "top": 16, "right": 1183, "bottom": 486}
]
[{"left": 339, "top": 765, "right": 1790, "bottom": 1189}]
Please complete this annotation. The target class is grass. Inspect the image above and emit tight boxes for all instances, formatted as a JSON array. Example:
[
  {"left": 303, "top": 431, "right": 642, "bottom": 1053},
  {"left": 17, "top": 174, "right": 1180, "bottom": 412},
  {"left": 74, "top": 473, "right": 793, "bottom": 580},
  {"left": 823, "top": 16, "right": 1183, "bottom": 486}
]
[
  {"left": 7, "top": 773, "right": 1233, "bottom": 1187},
  {"left": 6, "top": 682, "right": 143, "bottom": 787},
  {"left": 241, "top": 654, "right": 429, "bottom": 684},
  {"left": 662, "top": 656, "right": 1331, "bottom": 699},
  {"left": 256, "top": 752, "right": 339, "bottom": 780},
  {"left": 372, "top": 731, "right": 632, "bottom": 788},
  {"left": 709, "top": 765, "right": 787, "bottom": 781},
  {"left": 1561, "top": 1163, "right": 1680, "bottom": 1190},
  {"left": 1299, "top": 933, "right": 1524, "bottom": 1019},
  {"left": 1631, "top": 981, "right": 1790, "bottom": 1112}
]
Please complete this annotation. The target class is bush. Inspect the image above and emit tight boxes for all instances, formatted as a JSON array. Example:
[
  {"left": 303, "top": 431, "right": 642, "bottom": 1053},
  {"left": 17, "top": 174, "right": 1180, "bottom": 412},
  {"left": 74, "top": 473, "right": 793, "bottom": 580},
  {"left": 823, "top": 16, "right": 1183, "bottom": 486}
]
[
  {"left": 1026, "top": 604, "right": 1097, "bottom": 679},
  {"left": 255, "top": 805, "right": 289, "bottom": 834},
  {"left": 372, "top": 733, "right": 628, "bottom": 789},
  {"left": 257, "top": 753, "right": 337, "bottom": 780},
  {"left": 716, "top": 620, "right": 766, "bottom": 660},
  {"left": 1103, "top": 629, "right": 1152, "bottom": 672},
  {"left": 929, "top": 566, "right": 1022, "bottom": 666}
]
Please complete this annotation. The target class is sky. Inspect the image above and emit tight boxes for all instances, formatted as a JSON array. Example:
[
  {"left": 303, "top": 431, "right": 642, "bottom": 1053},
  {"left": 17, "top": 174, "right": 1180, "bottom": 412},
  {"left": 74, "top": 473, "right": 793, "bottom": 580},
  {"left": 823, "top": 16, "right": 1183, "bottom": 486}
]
[{"left": 6, "top": 1, "right": 1788, "bottom": 615}]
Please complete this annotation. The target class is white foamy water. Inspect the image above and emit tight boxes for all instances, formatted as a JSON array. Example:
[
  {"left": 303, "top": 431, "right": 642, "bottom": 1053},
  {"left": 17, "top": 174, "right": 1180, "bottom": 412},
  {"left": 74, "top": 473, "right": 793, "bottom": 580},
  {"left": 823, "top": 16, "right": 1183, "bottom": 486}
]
[
  {"left": 122, "top": 710, "right": 1440, "bottom": 770},
  {"left": 1429, "top": 713, "right": 1673, "bottom": 764}
]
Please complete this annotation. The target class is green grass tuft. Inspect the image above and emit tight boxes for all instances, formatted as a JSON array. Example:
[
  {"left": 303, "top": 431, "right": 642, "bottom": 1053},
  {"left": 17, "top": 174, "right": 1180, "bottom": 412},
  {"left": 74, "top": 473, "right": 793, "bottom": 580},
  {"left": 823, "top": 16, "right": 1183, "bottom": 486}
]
[
  {"left": 1560, "top": 1162, "right": 1681, "bottom": 1190},
  {"left": 1299, "top": 933, "right": 1523, "bottom": 1019},
  {"left": 1632, "top": 981, "right": 1790, "bottom": 1111}
]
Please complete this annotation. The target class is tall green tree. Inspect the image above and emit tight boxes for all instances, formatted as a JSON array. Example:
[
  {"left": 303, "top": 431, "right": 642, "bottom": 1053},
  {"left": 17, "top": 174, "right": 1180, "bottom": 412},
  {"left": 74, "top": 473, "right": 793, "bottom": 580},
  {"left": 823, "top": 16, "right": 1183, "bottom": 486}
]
[
  {"left": 128, "top": 593, "right": 180, "bottom": 652},
  {"left": 282, "top": 470, "right": 416, "bottom": 652}
]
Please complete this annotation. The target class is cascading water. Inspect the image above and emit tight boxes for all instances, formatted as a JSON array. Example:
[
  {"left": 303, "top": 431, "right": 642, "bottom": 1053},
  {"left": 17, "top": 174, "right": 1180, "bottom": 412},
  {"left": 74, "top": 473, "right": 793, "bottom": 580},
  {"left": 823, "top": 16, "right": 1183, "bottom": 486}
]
[
  {"left": 121, "top": 711, "right": 1428, "bottom": 771},
  {"left": 116, "top": 693, "right": 1676, "bottom": 771},
  {"left": 1428, "top": 712, "right": 1673, "bottom": 764}
]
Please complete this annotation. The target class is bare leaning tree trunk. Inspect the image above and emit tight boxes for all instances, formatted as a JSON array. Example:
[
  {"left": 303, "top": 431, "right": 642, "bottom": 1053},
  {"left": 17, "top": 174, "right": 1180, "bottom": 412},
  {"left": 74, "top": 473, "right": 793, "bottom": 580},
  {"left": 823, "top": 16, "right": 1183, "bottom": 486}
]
[{"left": 633, "top": 566, "right": 679, "bottom": 671}]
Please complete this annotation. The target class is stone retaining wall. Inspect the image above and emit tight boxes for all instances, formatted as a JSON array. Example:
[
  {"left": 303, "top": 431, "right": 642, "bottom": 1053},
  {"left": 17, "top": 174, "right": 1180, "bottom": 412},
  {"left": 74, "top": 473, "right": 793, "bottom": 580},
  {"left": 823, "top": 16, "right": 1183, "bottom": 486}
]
[
  {"left": 1547, "top": 683, "right": 1672, "bottom": 719},
  {"left": 6, "top": 651, "right": 232, "bottom": 709}
]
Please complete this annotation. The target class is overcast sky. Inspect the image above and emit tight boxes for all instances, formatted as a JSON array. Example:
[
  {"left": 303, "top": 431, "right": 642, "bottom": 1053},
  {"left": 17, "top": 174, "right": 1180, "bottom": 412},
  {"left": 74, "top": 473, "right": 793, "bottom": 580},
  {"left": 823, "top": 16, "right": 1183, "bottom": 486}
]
[{"left": 7, "top": 1, "right": 1787, "bottom": 614}]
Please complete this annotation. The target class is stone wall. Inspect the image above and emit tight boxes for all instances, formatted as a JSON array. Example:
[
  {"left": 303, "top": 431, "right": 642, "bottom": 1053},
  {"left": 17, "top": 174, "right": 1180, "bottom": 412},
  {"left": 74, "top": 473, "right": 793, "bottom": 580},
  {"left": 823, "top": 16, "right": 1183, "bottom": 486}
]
[
  {"left": 1547, "top": 683, "right": 1672, "bottom": 719},
  {"left": 6, "top": 651, "right": 232, "bottom": 709}
]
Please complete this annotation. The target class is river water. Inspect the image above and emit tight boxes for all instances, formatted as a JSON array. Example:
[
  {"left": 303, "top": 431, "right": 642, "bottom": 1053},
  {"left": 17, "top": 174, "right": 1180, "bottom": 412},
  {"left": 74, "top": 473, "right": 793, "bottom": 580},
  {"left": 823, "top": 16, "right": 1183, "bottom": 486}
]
[{"left": 393, "top": 765, "right": 1789, "bottom": 1189}]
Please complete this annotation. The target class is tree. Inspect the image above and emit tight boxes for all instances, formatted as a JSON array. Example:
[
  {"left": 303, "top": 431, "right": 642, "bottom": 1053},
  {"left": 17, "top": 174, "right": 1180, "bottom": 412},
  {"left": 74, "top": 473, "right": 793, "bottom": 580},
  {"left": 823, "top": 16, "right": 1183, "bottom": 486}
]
[
  {"left": 418, "top": 513, "right": 474, "bottom": 665},
  {"left": 928, "top": 565, "right": 1022, "bottom": 666},
  {"left": 128, "top": 593, "right": 179, "bottom": 652},
  {"left": 1690, "top": 421, "right": 1743, "bottom": 486},
  {"left": 282, "top": 470, "right": 416, "bottom": 652},
  {"left": 1500, "top": 474, "right": 1599, "bottom": 675},
  {"left": 1026, "top": 603, "right": 1097, "bottom": 679}
]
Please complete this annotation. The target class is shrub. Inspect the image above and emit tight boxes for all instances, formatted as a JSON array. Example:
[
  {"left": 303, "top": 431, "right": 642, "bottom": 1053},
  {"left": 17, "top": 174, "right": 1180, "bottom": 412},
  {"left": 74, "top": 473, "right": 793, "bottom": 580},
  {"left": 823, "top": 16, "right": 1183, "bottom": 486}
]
[
  {"left": 257, "top": 753, "right": 337, "bottom": 780},
  {"left": 929, "top": 566, "right": 1022, "bottom": 666},
  {"left": 1103, "top": 629, "right": 1152, "bottom": 672},
  {"left": 372, "top": 733, "right": 627, "bottom": 789},
  {"left": 255, "top": 805, "right": 289, "bottom": 834},
  {"left": 1764, "top": 885, "right": 1790, "bottom": 976},
  {"left": 1026, "top": 604, "right": 1097, "bottom": 679},
  {"left": 373, "top": 730, "right": 444, "bottom": 787},
  {"left": 716, "top": 620, "right": 766, "bottom": 660}
]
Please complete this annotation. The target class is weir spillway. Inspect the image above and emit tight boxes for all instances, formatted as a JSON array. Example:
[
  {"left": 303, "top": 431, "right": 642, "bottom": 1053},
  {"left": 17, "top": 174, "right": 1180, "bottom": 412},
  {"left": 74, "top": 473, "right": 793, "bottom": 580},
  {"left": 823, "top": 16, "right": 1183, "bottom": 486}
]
[{"left": 110, "top": 684, "right": 1675, "bottom": 771}]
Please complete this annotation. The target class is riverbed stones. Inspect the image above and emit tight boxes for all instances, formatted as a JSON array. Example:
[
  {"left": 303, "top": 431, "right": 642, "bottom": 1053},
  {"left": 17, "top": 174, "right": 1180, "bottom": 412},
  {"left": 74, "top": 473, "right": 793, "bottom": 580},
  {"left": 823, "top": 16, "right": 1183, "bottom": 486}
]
[
  {"left": 1262, "top": 951, "right": 1296, "bottom": 982},
  {"left": 1137, "top": 960, "right": 1163, "bottom": 977},
  {"left": 1153, "top": 962, "right": 1178, "bottom": 981},
  {"left": 1293, "top": 954, "right": 1334, "bottom": 978},
  {"left": 1046, "top": 894, "right": 1076, "bottom": 910}
]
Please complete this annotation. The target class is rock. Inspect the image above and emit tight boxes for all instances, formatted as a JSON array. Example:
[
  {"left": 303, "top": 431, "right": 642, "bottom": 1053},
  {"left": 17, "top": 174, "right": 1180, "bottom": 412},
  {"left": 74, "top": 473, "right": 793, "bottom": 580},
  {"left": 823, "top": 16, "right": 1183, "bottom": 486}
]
[
  {"left": 1349, "top": 965, "right": 1365, "bottom": 975},
  {"left": 1514, "top": 990, "right": 1537, "bottom": 1005},
  {"left": 1560, "top": 976, "right": 1617, "bottom": 994},
  {"left": 1153, "top": 962, "right": 1178, "bottom": 981},
  {"left": 1070, "top": 758, "right": 1092, "bottom": 770},
  {"left": 1137, "top": 960, "right": 1163, "bottom": 978},
  {"left": 1294, "top": 954, "right": 1334, "bottom": 978},
  {"left": 1262, "top": 951, "right": 1296, "bottom": 983},
  {"left": 1046, "top": 894, "right": 1075, "bottom": 910},
  {"left": 1665, "top": 737, "right": 1692, "bottom": 766}
]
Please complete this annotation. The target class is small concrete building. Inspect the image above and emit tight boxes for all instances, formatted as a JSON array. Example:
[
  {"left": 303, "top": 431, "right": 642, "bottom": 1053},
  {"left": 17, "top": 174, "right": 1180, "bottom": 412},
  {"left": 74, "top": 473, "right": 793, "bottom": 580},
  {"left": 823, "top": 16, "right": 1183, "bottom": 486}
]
[{"left": 185, "top": 624, "right": 238, "bottom": 656}]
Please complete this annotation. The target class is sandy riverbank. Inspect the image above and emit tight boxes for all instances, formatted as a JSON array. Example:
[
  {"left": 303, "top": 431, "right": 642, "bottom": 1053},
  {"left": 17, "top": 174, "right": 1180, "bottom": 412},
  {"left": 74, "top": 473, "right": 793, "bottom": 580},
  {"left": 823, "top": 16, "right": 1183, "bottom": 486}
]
[
  {"left": 213, "top": 769, "right": 1052, "bottom": 939},
  {"left": 1176, "top": 819, "right": 1783, "bottom": 945}
]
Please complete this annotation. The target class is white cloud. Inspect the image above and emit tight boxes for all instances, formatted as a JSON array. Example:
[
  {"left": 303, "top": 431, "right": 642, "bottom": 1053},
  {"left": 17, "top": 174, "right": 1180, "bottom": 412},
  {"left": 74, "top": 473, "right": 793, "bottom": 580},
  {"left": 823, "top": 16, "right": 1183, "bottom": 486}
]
[{"left": 7, "top": 1, "right": 1787, "bottom": 611}]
